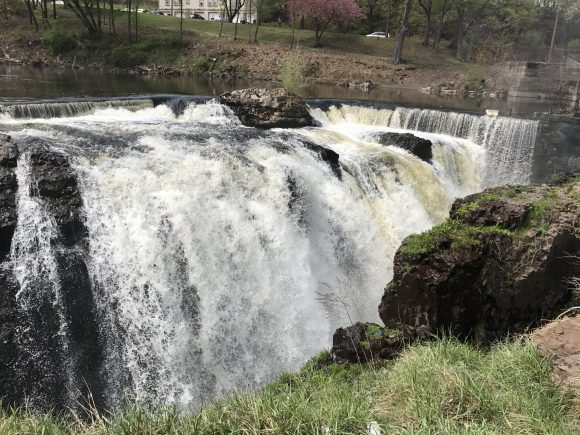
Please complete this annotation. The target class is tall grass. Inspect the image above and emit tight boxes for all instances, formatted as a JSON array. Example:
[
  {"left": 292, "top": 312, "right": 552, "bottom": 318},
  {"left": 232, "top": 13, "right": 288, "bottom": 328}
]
[{"left": 0, "top": 339, "right": 577, "bottom": 434}]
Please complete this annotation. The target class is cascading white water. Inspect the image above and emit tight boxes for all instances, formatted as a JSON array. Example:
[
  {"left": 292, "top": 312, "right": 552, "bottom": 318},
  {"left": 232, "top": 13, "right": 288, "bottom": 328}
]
[
  {"left": 388, "top": 107, "right": 539, "bottom": 186},
  {"left": 9, "top": 153, "right": 77, "bottom": 409},
  {"left": 0, "top": 99, "right": 535, "bottom": 410},
  {"left": 0, "top": 99, "right": 154, "bottom": 119}
]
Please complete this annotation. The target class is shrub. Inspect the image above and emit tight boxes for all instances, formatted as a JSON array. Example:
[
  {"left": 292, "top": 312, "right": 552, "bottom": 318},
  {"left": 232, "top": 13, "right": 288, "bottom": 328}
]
[
  {"left": 42, "top": 29, "right": 76, "bottom": 55},
  {"left": 280, "top": 50, "right": 304, "bottom": 92},
  {"left": 301, "top": 61, "right": 320, "bottom": 78},
  {"left": 111, "top": 46, "right": 147, "bottom": 68},
  {"left": 192, "top": 57, "right": 210, "bottom": 73},
  {"left": 568, "top": 39, "right": 580, "bottom": 50}
]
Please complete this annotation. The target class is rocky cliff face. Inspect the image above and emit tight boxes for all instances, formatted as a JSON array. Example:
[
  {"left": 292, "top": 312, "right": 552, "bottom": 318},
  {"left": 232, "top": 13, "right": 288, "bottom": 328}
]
[
  {"left": 0, "top": 138, "right": 103, "bottom": 411},
  {"left": 379, "top": 177, "right": 580, "bottom": 340},
  {"left": 219, "top": 88, "right": 314, "bottom": 129},
  {"left": 0, "top": 134, "right": 20, "bottom": 405}
]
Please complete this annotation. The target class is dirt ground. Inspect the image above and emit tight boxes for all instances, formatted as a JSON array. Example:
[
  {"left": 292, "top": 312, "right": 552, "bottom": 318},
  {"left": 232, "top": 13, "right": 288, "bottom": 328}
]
[{"left": 532, "top": 314, "right": 580, "bottom": 394}]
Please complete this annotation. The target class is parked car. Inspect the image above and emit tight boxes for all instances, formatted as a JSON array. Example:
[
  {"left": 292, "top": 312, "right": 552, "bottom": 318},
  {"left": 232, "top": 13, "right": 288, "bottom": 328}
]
[
  {"left": 188, "top": 13, "right": 205, "bottom": 19},
  {"left": 366, "top": 32, "right": 389, "bottom": 38},
  {"left": 151, "top": 10, "right": 163, "bottom": 15}
]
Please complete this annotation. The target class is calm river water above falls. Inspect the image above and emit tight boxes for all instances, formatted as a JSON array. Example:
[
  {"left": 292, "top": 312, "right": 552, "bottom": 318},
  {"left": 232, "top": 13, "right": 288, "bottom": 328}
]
[{"left": 0, "top": 65, "right": 570, "bottom": 115}]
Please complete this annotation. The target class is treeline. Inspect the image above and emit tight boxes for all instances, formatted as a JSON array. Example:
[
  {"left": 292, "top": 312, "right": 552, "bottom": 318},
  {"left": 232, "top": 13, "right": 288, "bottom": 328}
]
[{"left": 362, "top": 0, "right": 580, "bottom": 63}]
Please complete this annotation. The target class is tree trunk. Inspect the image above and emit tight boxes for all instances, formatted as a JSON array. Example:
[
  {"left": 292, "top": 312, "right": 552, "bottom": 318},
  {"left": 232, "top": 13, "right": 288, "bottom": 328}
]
[
  {"left": 180, "top": 0, "right": 183, "bottom": 43},
  {"left": 248, "top": 0, "right": 251, "bottom": 42},
  {"left": 53, "top": 0, "right": 56, "bottom": 19},
  {"left": 253, "top": 0, "right": 263, "bottom": 42},
  {"left": 393, "top": 0, "right": 413, "bottom": 64},
  {"left": 455, "top": 6, "right": 464, "bottom": 59},
  {"left": 24, "top": 0, "right": 39, "bottom": 31},
  {"left": 549, "top": 9, "right": 560, "bottom": 62},
  {"left": 127, "top": 0, "right": 132, "bottom": 41},
  {"left": 385, "top": 0, "right": 390, "bottom": 35},
  {"left": 233, "top": 0, "right": 239, "bottom": 40},
  {"left": 135, "top": 0, "right": 138, "bottom": 41},
  {"left": 110, "top": 0, "right": 116, "bottom": 35},
  {"left": 419, "top": 0, "right": 431, "bottom": 47},
  {"left": 95, "top": 0, "right": 101, "bottom": 29}
]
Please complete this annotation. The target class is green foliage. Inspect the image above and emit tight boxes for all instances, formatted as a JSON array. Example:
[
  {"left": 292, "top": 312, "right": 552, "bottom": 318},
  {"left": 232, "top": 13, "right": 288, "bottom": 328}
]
[
  {"left": 0, "top": 339, "right": 577, "bottom": 434},
  {"left": 279, "top": 49, "right": 305, "bottom": 92},
  {"left": 399, "top": 220, "right": 512, "bottom": 256},
  {"left": 111, "top": 46, "right": 147, "bottom": 68},
  {"left": 111, "top": 36, "right": 187, "bottom": 69},
  {"left": 42, "top": 29, "right": 76, "bottom": 55},
  {"left": 466, "top": 64, "right": 488, "bottom": 89},
  {"left": 455, "top": 193, "right": 501, "bottom": 217},
  {"left": 192, "top": 57, "right": 210, "bottom": 73},
  {"left": 568, "top": 39, "right": 580, "bottom": 50}
]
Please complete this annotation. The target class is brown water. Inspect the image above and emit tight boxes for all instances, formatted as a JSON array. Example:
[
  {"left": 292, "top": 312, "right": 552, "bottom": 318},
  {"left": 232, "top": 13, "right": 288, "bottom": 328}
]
[{"left": 0, "top": 65, "right": 569, "bottom": 115}]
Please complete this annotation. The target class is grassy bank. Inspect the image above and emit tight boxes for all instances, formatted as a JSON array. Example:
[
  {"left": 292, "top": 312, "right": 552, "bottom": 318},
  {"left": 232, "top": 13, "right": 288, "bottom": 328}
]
[
  {"left": 1, "top": 6, "right": 467, "bottom": 88},
  {"left": 1, "top": 338, "right": 578, "bottom": 434}
]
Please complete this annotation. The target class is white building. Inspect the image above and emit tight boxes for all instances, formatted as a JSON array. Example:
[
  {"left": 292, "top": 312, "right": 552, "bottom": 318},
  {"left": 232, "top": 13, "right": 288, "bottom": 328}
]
[{"left": 159, "top": 0, "right": 256, "bottom": 22}]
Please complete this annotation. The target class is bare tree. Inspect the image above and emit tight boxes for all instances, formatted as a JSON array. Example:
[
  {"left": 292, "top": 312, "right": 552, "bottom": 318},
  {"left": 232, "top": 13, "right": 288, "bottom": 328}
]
[
  {"left": 63, "top": 0, "right": 100, "bottom": 35},
  {"left": 418, "top": 0, "right": 432, "bottom": 46},
  {"left": 253, "top": 0, "right": 264, "bottom": 42},
  {"left": 393, "top": 0, "right": 413, "bottom": 64}
]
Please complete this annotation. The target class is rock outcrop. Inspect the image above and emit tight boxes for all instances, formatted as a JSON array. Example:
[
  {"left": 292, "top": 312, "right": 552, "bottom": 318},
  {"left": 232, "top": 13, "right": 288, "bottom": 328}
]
[
  {"left": 0, "top": 134, "right": 18, "bottom": 260},
  {"left": 379, "top": 178, "right": 580, "bottom": 340},
  {"left": 0, "top": 141, "right": 104, "bottom": 412},
  {"left": 24, "top": 146, "right": 103, "bottom": 410},
  {"left": 0, "top": 134, "right": 20, "bottom": 405},
  {"left": 331, "top": 322, "right": 411, "bottom": 364},
  {"left": 375, "top": 132, "right": 433, "bottom": 163},
  {"left": 219, "top": 88, "right": 314, "bottom": 129}
]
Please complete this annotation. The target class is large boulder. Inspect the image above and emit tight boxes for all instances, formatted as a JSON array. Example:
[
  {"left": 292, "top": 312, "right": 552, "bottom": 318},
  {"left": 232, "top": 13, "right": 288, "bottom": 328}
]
[
  {"left": 379, "top": 179, "right": 580, "bottom": 340},
  {"left": 331, "top": 322, "right": 409, "bottom": 364},
  {"left": 29, "top": 148, "right": 87, "bottom": 246},
  {"left": 374, "top": 132, "right": 433, "bottom": 163},
  {"left": 219, "top": 88, "right": 314, "bottom": 129}
]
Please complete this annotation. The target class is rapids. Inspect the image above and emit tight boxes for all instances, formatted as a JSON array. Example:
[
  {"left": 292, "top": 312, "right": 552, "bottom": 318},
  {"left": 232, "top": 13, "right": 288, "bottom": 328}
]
[{"left": 0, "top": 99, "right": 538, "bottom": 410}]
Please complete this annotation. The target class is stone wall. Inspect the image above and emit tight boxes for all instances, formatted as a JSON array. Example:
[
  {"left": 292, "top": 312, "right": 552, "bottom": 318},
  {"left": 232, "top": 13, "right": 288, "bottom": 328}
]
[{"left": 532, "top": 117, "right": 580, "bottom": 183}]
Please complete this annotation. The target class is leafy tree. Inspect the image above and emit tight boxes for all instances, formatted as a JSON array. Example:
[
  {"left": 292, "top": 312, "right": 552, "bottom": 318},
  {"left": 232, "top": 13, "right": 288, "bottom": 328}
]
[{"left": 287, "top": 0, "right": 363, "bottom": 46}]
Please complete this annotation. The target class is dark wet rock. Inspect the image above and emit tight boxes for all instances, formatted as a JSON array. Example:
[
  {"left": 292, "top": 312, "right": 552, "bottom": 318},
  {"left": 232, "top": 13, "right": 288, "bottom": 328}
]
[
  {"left": 302, "top": 141, "right": 341, "bottom": 180},
  {"left": 29, "top": 148, "right": 87, "bottom": 246},
  {"left": 379, "top": 180, "right": 580, "bottom": 341},
  {"left": 331, "top": 322, "right": 409, "bottom": 364},
  {"left": 375, "top": 132, "right": 433, "bottom": 162},
  {"left": 0, "top": 135, "right": 19, "bottom": 260},
  {"left": 219, "top": 88, "right": 314, "bottom": 129},
  {"left": 0, "top": 144, "right": 104, "bottom": 412},
  {"left": 0, "top": 267, "right": 21, "bottom": 406}
]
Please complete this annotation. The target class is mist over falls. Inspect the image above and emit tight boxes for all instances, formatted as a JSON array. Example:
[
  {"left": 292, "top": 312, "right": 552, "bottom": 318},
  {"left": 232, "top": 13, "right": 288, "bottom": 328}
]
[{"left": 0, "top": 100, "right": 538, "bottom": 411}]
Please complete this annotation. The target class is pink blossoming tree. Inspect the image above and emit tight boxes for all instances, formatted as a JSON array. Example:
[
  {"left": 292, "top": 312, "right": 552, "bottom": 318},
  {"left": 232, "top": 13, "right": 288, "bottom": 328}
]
[{"left": 287, "top": 0, "right": 364, "bottom": 47}]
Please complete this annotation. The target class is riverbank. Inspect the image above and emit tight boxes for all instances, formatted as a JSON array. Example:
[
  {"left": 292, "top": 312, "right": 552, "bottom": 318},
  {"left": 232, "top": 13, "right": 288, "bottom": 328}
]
[{"left": 0, "top": 6, "right": 471, "bottom": 91}]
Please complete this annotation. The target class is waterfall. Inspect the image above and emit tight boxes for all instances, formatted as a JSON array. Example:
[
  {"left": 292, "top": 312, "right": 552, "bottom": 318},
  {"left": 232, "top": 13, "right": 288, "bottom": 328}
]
[
  {"left": 0, "top": 99, "right": 154, "bottom": 119},
  {"left": 389, "top": 107, "right": 539, "bottom": 187},
  {"left": 10, "top": 154, "right": 78, "bottom": 409},
  {"left": 0, "top": 99, "right": 538, "bottom": 411}
]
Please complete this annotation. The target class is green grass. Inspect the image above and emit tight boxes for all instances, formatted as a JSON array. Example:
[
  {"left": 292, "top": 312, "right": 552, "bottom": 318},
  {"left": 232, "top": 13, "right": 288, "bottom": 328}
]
[
  {"left": 0, "top": 339, "right": 577, "bottom": 434},
  {"left": 399, "top": 220, "right": 512, "bottom": 256},
  {"left": 9, "top": 5, "right": 462, "bottom": 69}
]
